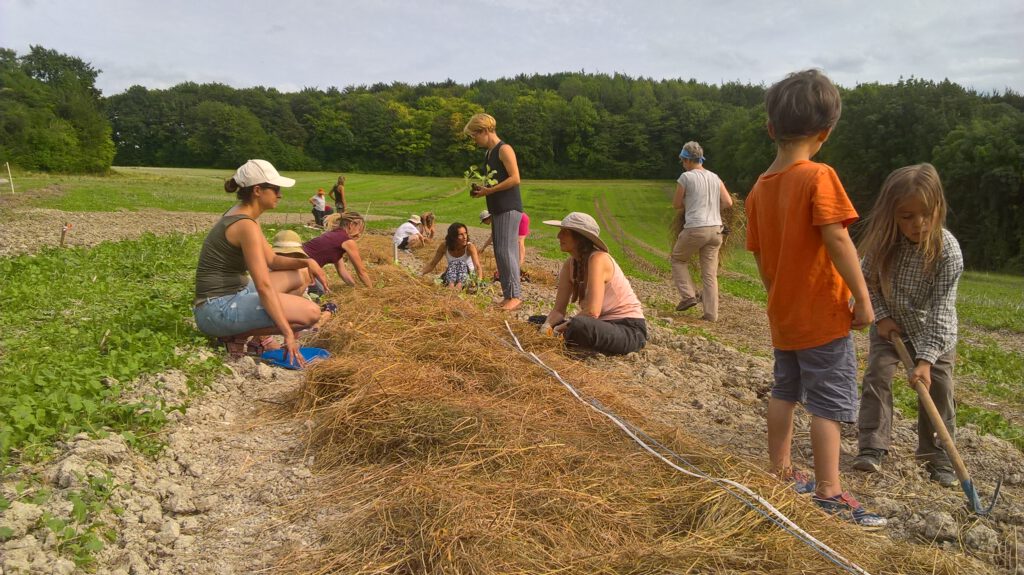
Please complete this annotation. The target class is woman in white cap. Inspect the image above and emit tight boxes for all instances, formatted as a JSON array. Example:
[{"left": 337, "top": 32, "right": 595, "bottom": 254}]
[
  {"left": 541, "top": 212, "right": 647, "bottom": 355},
  {"left": 671, "top": 140, "right": 733, "bottom": 321},
  {"left": 193, "top": 159, "right": 328, "bottom": 365}
]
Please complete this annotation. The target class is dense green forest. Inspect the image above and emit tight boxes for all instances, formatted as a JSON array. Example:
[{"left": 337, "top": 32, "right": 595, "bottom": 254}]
[{"left": 1, "top": 46, "right": 1022, "bottom": 272}]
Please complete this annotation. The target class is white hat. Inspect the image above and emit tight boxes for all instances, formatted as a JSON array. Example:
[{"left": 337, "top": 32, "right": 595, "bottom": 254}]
[
  {"left": 543, "top": 212, "right": 608, "bottom": 253},
  {"left": 408, "top": 214, "right": 422, "bottom": 224},
  {"left": 232, "top": 159, "right": 295, "bottom": 188},
  {"left": 479, "top": 210, "right": 492, "bottom": 223}
]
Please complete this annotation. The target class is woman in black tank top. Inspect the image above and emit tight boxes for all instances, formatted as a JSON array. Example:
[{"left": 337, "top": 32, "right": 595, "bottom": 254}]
[{"left": 463, "top": 113, "right": 524, "bottom": 310}]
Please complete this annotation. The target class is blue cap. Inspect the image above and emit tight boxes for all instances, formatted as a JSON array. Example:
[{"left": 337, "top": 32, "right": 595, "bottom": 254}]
[{"left": 679, "top": 148, "right": 705, "bottom": 163}]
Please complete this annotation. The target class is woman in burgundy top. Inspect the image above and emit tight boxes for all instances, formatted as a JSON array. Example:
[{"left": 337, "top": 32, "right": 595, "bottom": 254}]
[{"left": 302, "top": 212, "right": 373, "bottom": 288}]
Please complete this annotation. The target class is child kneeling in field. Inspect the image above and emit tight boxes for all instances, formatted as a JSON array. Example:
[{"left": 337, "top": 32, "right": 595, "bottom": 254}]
[{"left": 853, "top": 164, "right": 963, "bottom": 487}]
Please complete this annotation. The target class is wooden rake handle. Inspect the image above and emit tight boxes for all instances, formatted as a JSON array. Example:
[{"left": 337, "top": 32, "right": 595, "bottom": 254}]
[{"left": 889, "top": 336, "right": 970, "bottom": 482}]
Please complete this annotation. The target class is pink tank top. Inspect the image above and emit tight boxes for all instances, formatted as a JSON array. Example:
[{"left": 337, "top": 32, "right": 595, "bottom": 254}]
[{"left": 579, "top": 253, "right": 643, "bottom": 321}]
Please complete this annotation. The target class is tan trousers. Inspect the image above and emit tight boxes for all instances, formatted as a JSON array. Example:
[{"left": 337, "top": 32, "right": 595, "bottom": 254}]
[
  {"left": 857, "top": 327, "right": 956, "bottom": 467},
  {"left": 671, "top": 225, "right": 723, "bottom": 320}
]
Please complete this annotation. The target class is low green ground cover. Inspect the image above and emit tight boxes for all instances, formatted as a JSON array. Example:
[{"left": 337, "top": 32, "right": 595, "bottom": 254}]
[{"left": 0, "top": 234, "right": 226, "bottom": 463}]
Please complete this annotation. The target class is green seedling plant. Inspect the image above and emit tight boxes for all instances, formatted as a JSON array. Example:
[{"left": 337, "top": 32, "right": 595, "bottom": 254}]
[
  {"left": 463, "top": 165, "right": 497, "bottom": 193},
  {"left": 40, "top": 469, "right": 123, "bottom": 567}
]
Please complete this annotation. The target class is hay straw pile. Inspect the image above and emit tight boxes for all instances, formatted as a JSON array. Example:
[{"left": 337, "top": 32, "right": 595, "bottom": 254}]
[{"left": 279, "top": 235, "right": 981, "bottom": 574}]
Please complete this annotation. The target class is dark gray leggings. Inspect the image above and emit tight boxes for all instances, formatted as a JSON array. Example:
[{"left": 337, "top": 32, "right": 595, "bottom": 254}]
[{"left": 564, "top": 316, "right": 647, "bottom": 355}]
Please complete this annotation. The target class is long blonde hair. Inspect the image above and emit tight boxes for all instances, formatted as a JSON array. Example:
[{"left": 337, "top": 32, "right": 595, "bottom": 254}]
[{"left": 858, "top": 163, "right": 948, "bottom": 300}]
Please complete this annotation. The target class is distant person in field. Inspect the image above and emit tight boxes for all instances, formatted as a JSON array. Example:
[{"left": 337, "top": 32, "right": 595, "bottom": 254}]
[
  {"left": 465, "top": 113, "right": 523, "bottom": 311},
  {"left": 745, "top": 69, "right": 884, "bottom": 528},
  {"left": 393, "top": 214, "right": 428, "bottom": 251},
  {"left": 303, "top": 212, "right": 374, "bottom": 288},
  {"left": 193, "top": 159, "right": 327, "bottom": 365},
  {"left": 418, "top": 211, "right": 437, "bottom": 242},
  {"left": 539, "top": 212, "right": 647, "bottom": 355},
  {"left": 479, "top": 209, "right": 531, "bottom": 280},
  {"left": 421, "top": 222, "right": 482, "bottom": 290},
  {"left": 309, "top": 188, "right": 328, "bottom": 227},
  {"left": 853, "top": 163, "right": 963, "bottom": 488},
  {"left": 671, "top": 141, "right": 733, "bottom": 321},
  {"left": 330, "top": 175, "right": 346, "bottom": 213}
]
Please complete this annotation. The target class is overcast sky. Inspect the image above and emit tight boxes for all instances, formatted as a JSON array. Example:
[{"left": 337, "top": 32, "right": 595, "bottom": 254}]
[{"left": 2, "top": 0, "right": 1022, "bottom": 97}]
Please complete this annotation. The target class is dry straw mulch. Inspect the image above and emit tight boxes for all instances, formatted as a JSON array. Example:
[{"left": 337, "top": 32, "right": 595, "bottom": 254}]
[{"left": 277, "top": 235, "right": 984, "bottom": 575}]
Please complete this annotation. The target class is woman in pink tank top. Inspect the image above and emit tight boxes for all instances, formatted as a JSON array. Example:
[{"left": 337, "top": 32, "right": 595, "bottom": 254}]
[{"left": 539, "top": 212, "right": 647, "bottom": 355}]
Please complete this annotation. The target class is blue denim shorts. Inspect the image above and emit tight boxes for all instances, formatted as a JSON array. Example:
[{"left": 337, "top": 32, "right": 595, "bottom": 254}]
[
  {"left": 193, "top": 281, "right": 275, "bottom": 338},
  {"left": 771, "top": 333, "right": 858, "bottom": 423}
]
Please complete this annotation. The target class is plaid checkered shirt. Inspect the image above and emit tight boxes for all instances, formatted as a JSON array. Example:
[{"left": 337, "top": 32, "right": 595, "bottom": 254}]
[{"left": 862, "top": 228, "right": 963, "bottom": 364}]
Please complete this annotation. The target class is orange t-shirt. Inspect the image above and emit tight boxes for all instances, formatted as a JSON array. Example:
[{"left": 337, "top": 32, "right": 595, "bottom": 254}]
[{"left": 745, "top": 160, "right": 858, "bottom": 350}]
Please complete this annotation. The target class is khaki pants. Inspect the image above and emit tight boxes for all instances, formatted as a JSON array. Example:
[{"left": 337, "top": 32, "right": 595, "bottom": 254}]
[
  {"left": 857, "top": 327, "right": 956, "bottom": 467},
  {"left": 671, "top": 226, "right": 723, "bottom": 320}
]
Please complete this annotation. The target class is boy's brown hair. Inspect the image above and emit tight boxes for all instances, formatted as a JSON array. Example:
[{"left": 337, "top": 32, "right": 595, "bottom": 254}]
[{"left": 765, "top": 69, "right": 842, "bottom": 143}]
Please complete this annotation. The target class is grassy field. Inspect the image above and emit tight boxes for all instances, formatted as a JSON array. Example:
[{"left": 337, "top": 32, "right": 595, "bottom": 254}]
[{"left": 3, "top": 166, "right": 1023, "bottom": 456}]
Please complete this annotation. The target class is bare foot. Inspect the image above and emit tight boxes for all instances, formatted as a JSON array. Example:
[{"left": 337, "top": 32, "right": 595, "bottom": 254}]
[{"left": 499, "top": 298, "right": 522, "bottom": 311}]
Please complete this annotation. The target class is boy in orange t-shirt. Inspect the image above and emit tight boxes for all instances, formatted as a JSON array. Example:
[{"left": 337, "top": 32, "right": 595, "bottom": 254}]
[{"left": 745, "top": 69, "right": 884, "bottom": 528}]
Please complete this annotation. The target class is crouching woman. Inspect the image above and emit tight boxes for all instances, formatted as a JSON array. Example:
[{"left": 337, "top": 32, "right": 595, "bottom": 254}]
[
  {"left": 541, "top": 212, "right": 647, "bottom": 355},
  {"left": 193, "top": 160, "right": 327, "bottom": 364}
]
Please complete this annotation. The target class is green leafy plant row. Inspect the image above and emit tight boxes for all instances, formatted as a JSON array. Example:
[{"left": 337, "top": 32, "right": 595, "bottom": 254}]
[{"left": 0, "top": 233, "right": 225, "bottom": 463}]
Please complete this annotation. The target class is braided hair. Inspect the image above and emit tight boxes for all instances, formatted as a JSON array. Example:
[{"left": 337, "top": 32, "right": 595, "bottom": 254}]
[{"left": 569, "top": 232, "right": 603, "bottom": 303}]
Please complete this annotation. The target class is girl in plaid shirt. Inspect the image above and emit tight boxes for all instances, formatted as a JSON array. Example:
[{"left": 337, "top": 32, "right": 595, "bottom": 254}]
[{"left": 853, "top": 163, "right": 964, "bottom": 487}]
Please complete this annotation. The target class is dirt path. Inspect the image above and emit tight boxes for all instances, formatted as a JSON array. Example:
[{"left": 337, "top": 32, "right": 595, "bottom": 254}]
[{"left": 1, "top": 201, "right": 1022, "bottom": 574}]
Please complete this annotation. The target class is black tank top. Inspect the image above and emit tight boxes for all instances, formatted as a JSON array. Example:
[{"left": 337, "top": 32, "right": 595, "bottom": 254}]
[{"left": 484, "top": 141, "right": 523, "bottom": 215}]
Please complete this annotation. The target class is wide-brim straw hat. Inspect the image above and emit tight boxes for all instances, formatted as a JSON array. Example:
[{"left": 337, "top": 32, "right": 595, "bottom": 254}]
[
  {"left": 408, "top": 214, "right": 422, "bottom": 225},
  {"left": 272, "top": 229, "right": 307, "bottom": 256},
  {"left": 543, "top": 212, "right": 608, "bottom": 252}
]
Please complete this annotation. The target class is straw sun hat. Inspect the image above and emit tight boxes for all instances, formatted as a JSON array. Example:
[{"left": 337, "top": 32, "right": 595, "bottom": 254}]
[
  {"left": 543, "top": 212, "right": 608, "bottom": 252},
  {"left": 272, "top": 229, "right": 307, "bottom": 257}
]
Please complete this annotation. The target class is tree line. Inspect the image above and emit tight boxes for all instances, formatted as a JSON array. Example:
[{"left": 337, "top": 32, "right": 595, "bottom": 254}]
[{"left": 1, "top": 46, "right": 1022, "bottom": 272}]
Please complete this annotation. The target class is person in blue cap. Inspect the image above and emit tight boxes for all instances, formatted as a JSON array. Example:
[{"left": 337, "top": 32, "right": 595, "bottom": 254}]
[{"left": 670, "top": 141, "right": 733, "bottom": 321}]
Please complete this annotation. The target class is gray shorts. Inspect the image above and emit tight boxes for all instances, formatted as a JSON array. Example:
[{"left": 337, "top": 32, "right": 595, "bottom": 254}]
[{"left": 771, "top": 333, "right": 858, "bottom": 423}]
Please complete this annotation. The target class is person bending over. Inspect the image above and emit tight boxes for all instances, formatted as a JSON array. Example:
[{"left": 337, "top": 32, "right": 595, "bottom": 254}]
[
  {"left": 393, "top": 214, "right": 427, "bottom": 250},
  {"left": 303, "top": 212, "right": 373, "bottom": 288}
]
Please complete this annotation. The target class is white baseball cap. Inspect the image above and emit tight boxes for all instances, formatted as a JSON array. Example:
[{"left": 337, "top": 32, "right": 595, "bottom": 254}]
[
  {"left": 232, "top": 159, "right": 295, "bottom": 188},
  {"left": 479, "top": 210, "right": 492, "bottom": 223}
]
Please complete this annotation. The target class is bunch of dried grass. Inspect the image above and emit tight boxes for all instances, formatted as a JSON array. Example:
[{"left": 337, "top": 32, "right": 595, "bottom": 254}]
[
  {"left": 669, "top": 194, "right": 747, "bottom": 267},
  {"left": 278, "top": 235, "right": 983, "bottom": 575}
]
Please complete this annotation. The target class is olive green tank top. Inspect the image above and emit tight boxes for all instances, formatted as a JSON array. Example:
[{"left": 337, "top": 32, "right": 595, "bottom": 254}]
[{"left": 194, "top": 214, "right": 255, "bottom": 305}]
